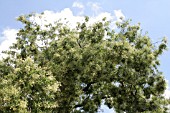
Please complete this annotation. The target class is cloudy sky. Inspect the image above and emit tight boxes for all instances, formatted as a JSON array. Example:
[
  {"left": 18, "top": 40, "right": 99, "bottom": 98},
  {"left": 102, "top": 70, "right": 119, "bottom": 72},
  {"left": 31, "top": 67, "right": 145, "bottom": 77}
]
[{"left": 0, "top": 0, "right": 170, "bottom": 112}]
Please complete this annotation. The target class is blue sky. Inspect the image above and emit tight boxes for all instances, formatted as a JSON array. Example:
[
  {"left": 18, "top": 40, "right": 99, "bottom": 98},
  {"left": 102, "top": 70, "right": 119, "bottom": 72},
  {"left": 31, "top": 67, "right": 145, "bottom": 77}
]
[{"left": 0, "top": 0, "right": 170, "bottom": 112}]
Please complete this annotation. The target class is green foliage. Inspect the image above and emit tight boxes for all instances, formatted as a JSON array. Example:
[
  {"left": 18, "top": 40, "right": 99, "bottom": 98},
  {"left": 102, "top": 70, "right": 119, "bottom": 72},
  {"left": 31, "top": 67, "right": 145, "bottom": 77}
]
[
  {"left": 0, "top": 57, "right": 60, "bottom": 113},
  {"left": 0, "top": 13, "right": 169, "bottom": 113}
]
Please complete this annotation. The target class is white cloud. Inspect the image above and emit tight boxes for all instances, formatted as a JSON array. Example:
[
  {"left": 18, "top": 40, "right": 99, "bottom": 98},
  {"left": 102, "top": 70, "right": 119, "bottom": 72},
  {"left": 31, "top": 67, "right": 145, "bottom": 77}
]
[
  {"left": 0, "top": 28, "right": 18, "bottom": 58},
  {"left": 87, "top": 2, "right": 102, "bottom": 15},
  {"left": 30, "top": 8, "right": 84, "bottom": 30},
  {"left": 72, "top": 1, "right": 84, "bottom": 15},
  {"left": 100, "top": 104, "right": 115, "bottom": 113},
  {"left": 164, "top": 80, "right": 170, "bottom": 99},
  {"left": 114, "top": 10, "right": 125, "bottom": 22},
  {"left": 30, "top": 8, "right": 115, "bottom": 30},
  {"left": 164, "top": 89, "right": 170, "bottom": 99},
  {"left": 72, "top": 1, "right": 84, "bottom": 9}
]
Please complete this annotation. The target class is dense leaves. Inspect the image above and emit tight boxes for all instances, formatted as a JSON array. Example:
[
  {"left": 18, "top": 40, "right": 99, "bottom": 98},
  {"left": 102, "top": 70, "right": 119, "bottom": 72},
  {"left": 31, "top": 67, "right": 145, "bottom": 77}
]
[{"left": 0, "top": 14, "right": 169, "bottom": 112}]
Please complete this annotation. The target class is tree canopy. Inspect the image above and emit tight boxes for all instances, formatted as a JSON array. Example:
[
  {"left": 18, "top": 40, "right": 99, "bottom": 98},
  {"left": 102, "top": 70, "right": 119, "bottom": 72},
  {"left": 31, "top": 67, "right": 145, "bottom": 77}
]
[{"left": 0, "top": 14, "right": 169, "bottom": 113}]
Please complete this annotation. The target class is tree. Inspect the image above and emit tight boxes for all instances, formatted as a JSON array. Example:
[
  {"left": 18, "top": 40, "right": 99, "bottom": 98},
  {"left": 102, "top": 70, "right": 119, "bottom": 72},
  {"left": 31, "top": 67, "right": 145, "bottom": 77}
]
[{"left": 0, "top": 14, "right": 169, "bottom": 113}]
